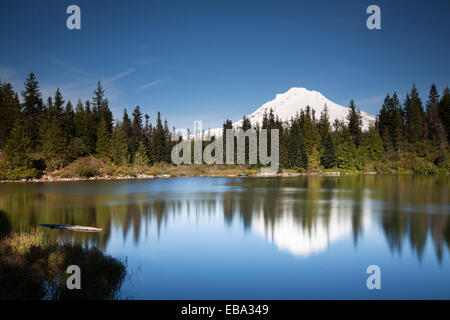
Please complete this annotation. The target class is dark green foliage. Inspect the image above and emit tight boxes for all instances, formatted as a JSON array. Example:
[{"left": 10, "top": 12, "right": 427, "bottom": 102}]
[
  {"left": 438, "top": 87, "right": 450, "bottom": 140},
  {"left": 21, "top": 73, "right": 43, "bottom": 149},
  {"left": 405, "top": 85, "right": 426, "bottom": 143},
  {"left": 96, "top": 118, "right": 111, "bottom": 160},
  {"left": 131, "top": 106, "right": 143, "bottom": 154},
  {"left": 321, "top": 134, "right": 337, "bottom": 168},
  {"left": 111, "top": 123, "right": 130, "bottom": 166},
  {"left": 150, "top": 112, "right": 168, "bottom": 163},
  {"left": 347, "top": 100, "right": 362, "bottom": 147},
  {"left": 0, "top": 82, "right": 20, "bottom": 148},
  {"left": 134, "top": 140, "right": 150, "bottom": 166},
  {"left": 0, "top": 74, "right": 448, "bottom": 178},
  {"left": 426, "top": 84, "right": 447, "bottom": 148}
]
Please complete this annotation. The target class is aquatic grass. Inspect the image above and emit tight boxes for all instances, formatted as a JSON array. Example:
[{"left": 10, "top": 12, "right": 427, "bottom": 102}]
[
  {"left": 0, "top": 211, "right": 127, "bottom": 300},
  {"left": 2, "top": 228, "right": 44, "bottom": 255}
]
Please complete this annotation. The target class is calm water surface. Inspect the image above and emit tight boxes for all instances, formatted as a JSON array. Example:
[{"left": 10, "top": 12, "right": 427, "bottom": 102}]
[{"left": 0, "top": 175, "right": 449, "bottom": 299}]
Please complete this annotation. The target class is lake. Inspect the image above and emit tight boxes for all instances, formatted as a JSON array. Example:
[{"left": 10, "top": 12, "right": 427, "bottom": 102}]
[{"left": 0, "top": 175, "right": 449, "bottom": 299}]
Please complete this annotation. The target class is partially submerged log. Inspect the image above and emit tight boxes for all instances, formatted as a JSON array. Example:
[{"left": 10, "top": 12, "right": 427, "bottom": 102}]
[{"left": 39, "top": 224, "right": 103, "bottom": 232}]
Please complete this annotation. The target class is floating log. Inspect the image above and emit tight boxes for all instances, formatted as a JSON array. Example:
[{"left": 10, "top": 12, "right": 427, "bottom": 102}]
[{"left": 39, "top": 224, "right": 103, "bottom": 232}]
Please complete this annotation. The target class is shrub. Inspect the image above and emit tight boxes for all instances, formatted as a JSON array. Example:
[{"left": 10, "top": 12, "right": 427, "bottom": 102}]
[
  {"left": 0, "top": 165, "right": 39, "bottom": 180},
  {"left": 0, "top": 218, "right": 127, "bottom": 300}
]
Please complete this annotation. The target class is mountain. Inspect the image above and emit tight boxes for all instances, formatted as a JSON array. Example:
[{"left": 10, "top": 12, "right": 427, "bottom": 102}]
[{"left": 209, "top": 87, "right": 376, "bottom": 135}]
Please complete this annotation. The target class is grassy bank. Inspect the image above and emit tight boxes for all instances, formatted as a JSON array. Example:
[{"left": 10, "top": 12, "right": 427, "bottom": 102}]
[
  {"left": 0, "top": 210, "right": 126, "bottom": 300},
  {"left": 0, "top": 151, "right": 449, "bottom": 182}
]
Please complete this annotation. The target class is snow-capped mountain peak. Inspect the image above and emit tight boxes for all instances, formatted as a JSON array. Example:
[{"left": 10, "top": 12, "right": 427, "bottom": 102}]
[{"left": 209, "top": 87, "right": 376, "bottom": 135}]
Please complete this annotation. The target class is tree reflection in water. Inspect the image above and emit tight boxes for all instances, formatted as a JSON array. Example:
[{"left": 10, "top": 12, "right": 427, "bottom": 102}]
[{"left": 0, "top": 175, "right": 448, "bottom": 261}]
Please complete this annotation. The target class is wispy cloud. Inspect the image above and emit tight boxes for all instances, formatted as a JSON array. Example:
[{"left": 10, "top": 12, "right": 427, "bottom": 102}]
[
  {"left": 129, "top": 58, "right": 154, "bottom": 65},
  {"left": 357, "top": 95, "right": 385, "bottom": 105},
  {"left": 104, "top": 67, "right": 136, "bottom": 83},
  {"left": 0, "top": 66, "right": 16, "bottom": 81},
  {"left": 50, "top": 57, "right": 94, "bottom": 78},
  {"left": 137, "top": 78, "right": 168, "bottom": 90}
]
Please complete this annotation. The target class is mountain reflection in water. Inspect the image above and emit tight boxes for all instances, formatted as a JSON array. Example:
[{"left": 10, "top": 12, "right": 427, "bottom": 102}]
[{"left": 0, "top": 175, "right": 448, "bottom": 262}]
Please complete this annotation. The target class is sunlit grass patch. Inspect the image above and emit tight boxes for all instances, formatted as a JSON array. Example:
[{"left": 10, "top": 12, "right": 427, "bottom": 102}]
[{"left": 0, "top": 211, "right": 126, "bottom": 300}]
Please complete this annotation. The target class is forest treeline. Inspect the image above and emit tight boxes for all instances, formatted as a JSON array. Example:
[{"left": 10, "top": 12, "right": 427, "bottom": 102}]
[{"left": 0, "top": 72, "right": 449, "bottom": 180}]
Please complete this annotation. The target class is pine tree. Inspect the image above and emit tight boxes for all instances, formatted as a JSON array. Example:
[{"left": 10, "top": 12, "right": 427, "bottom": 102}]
[
  {"left": 0, "top": 82, "right": 20, "bottom": 148},
  {"left": 405, "top": 85, "right": 426, "bottom": 143},
  {"left": 111, "top": 123, "right": 130, "bottom": 166},
  {"left": 151, "top": 112, "right": 166, "bottom": 163},
  {"left": 334, "top": 124, "right": 358, "bottom": 170},
  {"left": 222, "top": 119, "right": 233, "bottom": 163},
  {"left": 361, "top": 127, "right": 384, "bottom": 162},
  {"left": 64, "top": 100, "right": 75, "bottom": 143},
  {"left": 3, "top": 119, "right": 33, "bottom": 169},
  {"left": 96, "top": 118, "right": 111, "bottom": 160},
  {"left": 134, "top": 140, "right": 149, "bottom": 166},
  {"left": 92, "top": 80, "right": 104, "bottom": 126},
  {"left": 438, "top": 87, "right": 450, "bottom": 142},
  {"left": 426, "top": 84, "right": 447, "bottom": 148},
  {"left": 41, "top": 90, "right": 66, "bottom": 164},
  {"left": 240, "top": 115, "right": 252, "bottom": 163},
  {"left": 347, "top": 100, "right": 362, "bottom": 147},
  {"left": 122, "top": 108, "right": 135, "bottom": 157},
  {"left": 302, "top": 106, "right": 321, "bottom": 169},
  {"left": 84, "top": 101, "right": 96, "bottom": 153},
  {"left": 287, "top": 116, "right": 303, "bottom": 169},
  {"left": 143, "top": 114, "right": 152, "bottom": 161},
  {"left": 131, "top": 106, "right": 143, "bottom": 155},
  {"left": 321, "top": 134, "right": 337, "bottom": 169},
  {"left": 318, "top": 104, "right": 331, "bottom": 143},
  {"left": 378, "top": 94, "right": 392, "bottom": 150},
  {"left": 101, "top": 99, "right": 113, "bottom": 134},
  {"left": 163, "top": 119, "right": 172, "bottom": 162},
  {"left": 21, "top": 72, "right": 43, "bottom": 149},
  {"left": 391, "top": 92, "right": 405, "bottom": 152}
]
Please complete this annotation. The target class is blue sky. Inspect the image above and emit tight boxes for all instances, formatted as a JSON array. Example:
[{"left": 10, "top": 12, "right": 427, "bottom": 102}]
[{"left": 0, "top": 0, "right": 449, "bottom": 130}]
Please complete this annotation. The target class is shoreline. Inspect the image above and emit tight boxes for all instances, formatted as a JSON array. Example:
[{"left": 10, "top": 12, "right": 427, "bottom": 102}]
[{"left": 0, "top": 170, "right": 389, "bottom": 184}]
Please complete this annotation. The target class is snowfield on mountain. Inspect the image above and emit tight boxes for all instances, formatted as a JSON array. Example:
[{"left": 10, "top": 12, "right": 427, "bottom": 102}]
[{"left": 209, "top": 87, "right": 376, "bottom": 135}]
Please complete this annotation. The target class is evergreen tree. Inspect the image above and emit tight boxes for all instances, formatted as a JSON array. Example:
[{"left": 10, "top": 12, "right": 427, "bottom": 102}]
[
  {"left": 101, "top": 99, "right": 114, "bottom": 134},
  {"left": 64, "top": 101, "right": 75, "bottom": 143},
  {"left": 361, "top": 127, "right": 384, "bottom": 163},
  {"left": 222, "top": 119, "right": 233, "bottom": 163},
  {"left": 151, "top": 112, "right": 166, "bottom": 163},
  {"left": 318, "top": 104, "right": 331, "bottom": 143},
  {"left": 163, "top": 119, "right": 172, "bottom": 162},
  {"left": 426, "top": 84, "right": 447, "bottom": 148},
  {"left": 405, "top": 85, "right": 426, "bottom": 143},
  {"left": 378, "top": 94, "right": 392, "bottom": 150},
  {"left": 143, "top": 114, "right": 152, "bottom": 161},
  {"left": 131, "top": 106, "right": 143, "bottom": 155},
  {"left": 302, "top": 106, "right": 321, "bottom": 169},
  {"left": 438, "top": 87, "right": 450, "bottom": 141},
  {"left": 134, "top": 140, "right": 150, "bottom": 166},
  {"left": 96, "top": 118, "right": 111, "bottom": 160},
  {"left": 21, "top": 72, "right": 43, "bottom": 149},
  {"left": 287, "top": 116, "right": 303, "bottom": 169},
  {"left": 321, "top": 134, "right": 337, "bottom": 169},
  {"left": 3, "top": 119, "right": 33, "bottom": 169},
  {"left": 391, "top": 92, "right": 405, "bottom": 152},
  {"left": 0, "top": 82, "right": 20, "bottom": 148},
  {"left": 41, "top": 90, "right": 66, "bottom": 164},
  {"left": 347, "top": 99, "right": 362, "bottom": 147},
  {"left": 241, "top": 115, "right": 252, "bottom": 163},
  {"left": 92, "top": 80, "right": 104, "bottom": 125},
  {"left": 111, "top": 123, "right": 130, "bottom": 166}
]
